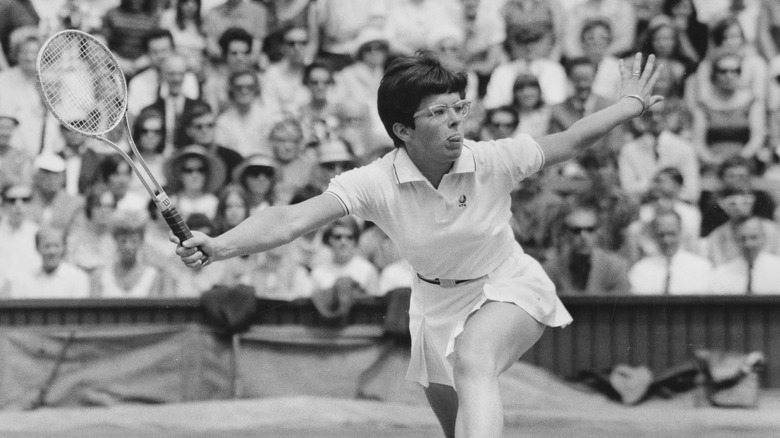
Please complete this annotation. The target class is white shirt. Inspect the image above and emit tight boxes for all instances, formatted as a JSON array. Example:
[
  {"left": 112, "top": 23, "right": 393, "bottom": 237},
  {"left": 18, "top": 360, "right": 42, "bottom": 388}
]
[
  {"left": 483, "top": 59, "right": 568, "bottom": 109},
  {"left": 327, "top": 135, "right": 544, "bottom": 280},
  {"left": 0, "top": 219, "right": 40, "bottom": 278},
  {"left": 214, "top": 101, "right": 280, "bottom": 157},
  {"left": 629, "top": 250, "right": 713, "bottom": 295},
  {"left": 712, "top": 252, "right": 780, "bottom": 295},
  {"left": 311, "top": 255, "right": 380, "bottom": 296},
  {"left": 10, "top": 262, "right": 90, "bottom": 299},
  {"left": 379, "top": 259, "right": 414, "bottom": 296}
]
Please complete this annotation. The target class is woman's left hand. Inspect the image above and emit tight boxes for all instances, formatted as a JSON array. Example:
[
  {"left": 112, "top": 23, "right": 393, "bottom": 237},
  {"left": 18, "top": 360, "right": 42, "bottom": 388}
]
[{"left": 618, "top": 53, "right": 665, "bottom": 118}]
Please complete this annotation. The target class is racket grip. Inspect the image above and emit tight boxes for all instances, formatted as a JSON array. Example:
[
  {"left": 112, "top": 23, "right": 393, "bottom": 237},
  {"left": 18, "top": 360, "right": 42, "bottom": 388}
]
[{"left": 161, "top": 205, "right": 193, "bottom": 242}]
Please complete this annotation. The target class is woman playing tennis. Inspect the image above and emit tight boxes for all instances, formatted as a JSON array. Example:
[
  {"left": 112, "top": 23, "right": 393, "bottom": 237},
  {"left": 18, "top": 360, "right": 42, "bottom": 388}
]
[{"left": 174, "top": 51, "right": 662, "bottom": 438}]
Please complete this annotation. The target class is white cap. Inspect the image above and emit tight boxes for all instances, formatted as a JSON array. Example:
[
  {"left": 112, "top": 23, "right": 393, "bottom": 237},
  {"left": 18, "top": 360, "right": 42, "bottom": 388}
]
[{"left": 34, "top": 153, "right": 66, "bottom": 173}]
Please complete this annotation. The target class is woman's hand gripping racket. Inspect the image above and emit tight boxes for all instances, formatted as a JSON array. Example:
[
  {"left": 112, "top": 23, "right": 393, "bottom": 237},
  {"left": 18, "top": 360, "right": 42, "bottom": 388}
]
[{"left": 36, "top": 29, "right": 207, "bottom": 262}]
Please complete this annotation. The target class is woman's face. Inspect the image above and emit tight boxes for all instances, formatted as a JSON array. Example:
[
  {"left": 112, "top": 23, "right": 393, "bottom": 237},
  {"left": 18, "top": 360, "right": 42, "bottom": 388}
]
[
  {"left": 180, "top": 157, "right": 207, "bottom": 191},
  {"left": 328, "top": 224, "right": 357, "bottom": 262},
  {"left": 581, "top": 25, "right": 611, "bottom": 57},
  {"left": 179, "top": 0, "right": 199, "bottom": 17},
  {"left": 243, "top": 167, "right": 274, "bottom": 197},
  {"left": 271, "top": 128, "right": 302, "bottom": 163},
  {"left": 360, "top": 41, "right": 388, "bottom": 69},
  {"left": 108, "top": 162, "right": 132, "bottom": 196},
  {"left": 223, "top": 191, "right": 247, "bottom": 227},
  {"left": 670, "top": 0, "right": 692, "bottom": 18},
  {"left": 138, "top": 117, "right": 163, "bottom": 152},
  {"left": 115, "top": 230, "right": 143, "bottom": 262},
  {"left": 652, "top": 26, "right": 676, "bottom": 58},
  {"left": 513, "top": 82, "right": 541, "bottom": 111}
]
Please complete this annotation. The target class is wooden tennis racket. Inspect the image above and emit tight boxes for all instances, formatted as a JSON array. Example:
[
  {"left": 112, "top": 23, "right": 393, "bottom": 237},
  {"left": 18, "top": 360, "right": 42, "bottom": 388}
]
[{"left": 36, "top": 29, "right": 201, "bottom": 255}]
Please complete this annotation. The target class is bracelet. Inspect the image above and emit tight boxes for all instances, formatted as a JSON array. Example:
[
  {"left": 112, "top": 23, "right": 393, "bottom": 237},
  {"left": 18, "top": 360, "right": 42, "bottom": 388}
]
[{"left": 623, "top": 94, "right": 647, "bottom": 116}]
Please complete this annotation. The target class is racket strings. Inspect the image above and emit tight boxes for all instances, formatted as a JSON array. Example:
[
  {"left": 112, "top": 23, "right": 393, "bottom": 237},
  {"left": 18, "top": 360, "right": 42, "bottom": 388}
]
[{"left": 38, "top": 32, "right": 126, "bottom": 136}]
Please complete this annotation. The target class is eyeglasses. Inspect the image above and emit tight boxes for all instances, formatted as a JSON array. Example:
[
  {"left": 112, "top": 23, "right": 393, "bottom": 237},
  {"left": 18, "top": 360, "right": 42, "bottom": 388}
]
[
  {"left": 4, "top": 195, "right": 31, "bottom": 204},
  {"left": 190, "top": 122, "right": 214, "bottom": 130},
  {"left": 245, "top": 166, "right": 274, "bottom": 178},
  {"left": 566, "top": 225, "right": 598, "bottom": 234},
  {"left": 489, "top": 121, "right": 517, "bottom": 129},
  {"left": 140, "top": 127, "right": 162, "bottom": 134},
  {"left": 330, "top": 233, "right": 355, "bottom": 241},
  {"left": 413, "top": 100, "right": 471, "bottom": 122},
  {"left": 181, "top": 166, "right": 206, "bottom": 174},
  {"left": 228, "top": 49, "right": 250, "bottom": 56}
]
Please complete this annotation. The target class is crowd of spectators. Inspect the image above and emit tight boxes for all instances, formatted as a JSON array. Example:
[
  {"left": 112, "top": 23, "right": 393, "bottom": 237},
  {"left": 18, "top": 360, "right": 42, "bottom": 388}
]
[{"left": 1, "top": 0, "right": 780, "bottom": 310}]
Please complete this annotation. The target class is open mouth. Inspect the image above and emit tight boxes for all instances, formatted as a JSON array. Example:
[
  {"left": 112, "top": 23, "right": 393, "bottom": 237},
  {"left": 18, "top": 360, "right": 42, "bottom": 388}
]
[{"left": 447, "top": 134, "right": 463, "bottom": 143}]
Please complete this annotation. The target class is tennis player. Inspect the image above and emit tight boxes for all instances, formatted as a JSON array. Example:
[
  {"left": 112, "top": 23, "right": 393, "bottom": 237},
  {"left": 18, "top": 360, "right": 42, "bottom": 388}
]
[{"left": 174, "top": 51, "right": 662, "bottom": 438}]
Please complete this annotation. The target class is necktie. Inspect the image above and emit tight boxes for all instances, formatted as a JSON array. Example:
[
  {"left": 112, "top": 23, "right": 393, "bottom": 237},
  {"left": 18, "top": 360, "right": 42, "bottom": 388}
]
[
  {"left": 662, "top": 257, "right": 672, "bottom": 294},
  {"left": 746, "top": 260, "right": 753, "bottom": 294}
]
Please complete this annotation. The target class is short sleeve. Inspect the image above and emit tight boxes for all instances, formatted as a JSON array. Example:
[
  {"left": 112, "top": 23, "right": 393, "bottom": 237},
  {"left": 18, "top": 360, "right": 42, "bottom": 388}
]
[
  {"left": 325, "top": 162, "right": 386, "bottom": 224},
  {"left": 478, "top": 134, "right": 546, "bottom": 187}
]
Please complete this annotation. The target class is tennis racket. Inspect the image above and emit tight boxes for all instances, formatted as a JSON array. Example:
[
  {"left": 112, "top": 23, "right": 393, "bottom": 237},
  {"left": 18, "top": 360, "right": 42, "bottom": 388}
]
[{"left": 36, "top": 29, "right": 201, "bottom": 256}]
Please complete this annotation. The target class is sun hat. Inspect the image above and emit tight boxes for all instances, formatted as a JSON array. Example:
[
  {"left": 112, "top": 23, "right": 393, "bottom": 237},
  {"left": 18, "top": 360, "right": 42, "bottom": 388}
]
[
  {"left": 164, "top": 145, "right": 227, "bottom": 194},
  {"left": 231, "top": 153, "right": 278, "bottom": 184}
]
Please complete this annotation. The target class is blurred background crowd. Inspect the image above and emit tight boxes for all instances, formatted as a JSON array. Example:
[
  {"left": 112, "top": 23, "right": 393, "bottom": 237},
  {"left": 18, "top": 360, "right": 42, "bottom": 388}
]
[{"left": 1, "top": 0, "right": 780, "bottom": 309}]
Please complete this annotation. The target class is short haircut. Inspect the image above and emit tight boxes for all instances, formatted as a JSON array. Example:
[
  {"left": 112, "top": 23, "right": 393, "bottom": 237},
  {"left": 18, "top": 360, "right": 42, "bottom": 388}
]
[
  {"left": 35, "top": 227, "right": 65, "bottom": 249},
  {"left": 710, "top": 16, "right": 743, "bottom": 48},
  {"left": 651, "top": 209, "right": 682, "bottom": 232},
  {"left": 484, "top": 106, "right": 519, "bottom": 129},
  {"left": 323, "top": 215, "right": 362, "bottom": 243},
  {"left": 218, "top": 27, "right": 254, "bottom": 58},
  {"left": 564, "top": 56, "right": 596, "bottom": 77},
  {"left": 377, "top": 51, "right": 467, "bottom": 148},
  {"left": 717, "top": 155, "right": 753, "bottom": 178},
  {"left": 142, "top": 28, "right": 174, "bottom": 52},
  {"left": 181, "top": 100, "right": 213, "bottom": 128},
  {"left": 84, "top": 185, "right": 115, "bottom": 220}
]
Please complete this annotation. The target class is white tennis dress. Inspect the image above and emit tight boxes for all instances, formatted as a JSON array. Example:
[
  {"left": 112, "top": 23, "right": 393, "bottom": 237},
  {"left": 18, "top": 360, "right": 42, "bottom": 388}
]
[{"left": 326, "top": 135, "right": 572, "bottom": 387}]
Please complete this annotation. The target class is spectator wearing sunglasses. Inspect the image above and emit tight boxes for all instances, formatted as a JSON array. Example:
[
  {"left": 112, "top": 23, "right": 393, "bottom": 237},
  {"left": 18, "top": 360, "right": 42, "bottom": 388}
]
[
  {"left": 480, "top": 106, "right": 519, "bottom": 141},
  {"left": 0, "top": 184, "right": 40, "bottom": 278},
  {"left": 690, "top": 49, "right": 766, "bottom": 170},
  {"left": 262, "top": 25, "right": 311, "bottom": 113},
  {"left": 164, "top": 145, "right": 227, "bottom": 221},
  {"left": 313, "top": 137, "right": 356, "bottom": 191},
  {"left": 543, "top": 200, "right": 630, "bottom": 295},
  {"left": 232, "top": 154, "right": 278, "bottom": 215}
]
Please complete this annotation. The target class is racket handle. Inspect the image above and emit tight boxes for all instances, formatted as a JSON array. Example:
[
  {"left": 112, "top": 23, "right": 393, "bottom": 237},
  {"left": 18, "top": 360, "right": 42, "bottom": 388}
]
[{"left": 161, "top": 205, "right": 193, "bottom": 242}]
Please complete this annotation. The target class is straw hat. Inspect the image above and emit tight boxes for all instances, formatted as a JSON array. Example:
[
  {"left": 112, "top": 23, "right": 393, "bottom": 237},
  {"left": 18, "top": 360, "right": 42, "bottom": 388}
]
[
  {"left": 164, "top": 145, "right": 227, "bottom": 193},
  {"left": 231, "top": 153, "right": 278, "bottom": 184},
  {"left": 352, "top": 27, "right": 390, "bottom": 56}
]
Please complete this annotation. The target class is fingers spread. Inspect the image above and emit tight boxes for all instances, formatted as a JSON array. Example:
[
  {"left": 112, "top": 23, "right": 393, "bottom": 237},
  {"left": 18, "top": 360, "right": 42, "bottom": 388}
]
[{"left": 641, "top": 54, "right": 656, "bottom": 83}]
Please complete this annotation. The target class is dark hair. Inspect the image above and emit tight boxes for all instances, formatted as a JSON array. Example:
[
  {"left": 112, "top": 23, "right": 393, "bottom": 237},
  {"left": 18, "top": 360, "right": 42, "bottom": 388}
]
[
  {"left": 717, "top": 155, "right": 753, "bottom": 178},
  {"left": 484, "top": 106, "right": 519, "bottom": 129},
  {"left": 563, "top": 57, "right": 596, "bottom": 78},
  {"left": 142, "top": 28, "right": 174, "bottom": 53},
  {"left": 132, "top": 107, "right": 166, "bottom": 154},
  {"left": 218, "top": 27, "right": 253, "bottom": 58},
  {"left": 303, "top": 61, "right": 333, "bottom": 86},
  {"left": 100, "top": 154, "right": 130, "bottom": 182},
  {"left": 322, "top": 215, "right": 361, "bottom": 244},
  {"left": 655, "top": 166, "right": 684, "bottom": 187},
  {"left": 511, "top": 73, "right": 544, "bottom": 109},
  {"left": 662, "top": 0, "right": 702, "bottom": 26},
  {"left": 175, "top": 0, "right": 202, "bottom": 31},
  {"left": 84, "top": 185, "right": 116, "bottom": 220},
  {"left": 185, "top": 212, "right": 215, "bottom": 235},
  {"left": 377, "top": 51, "right": 467, "bottom": 148},
  {"left": 580, "top": 17, "right": 612, "bottom": 42},
  {"left": 213, "top": 184, "right": 249, "bottom": 234},
  {"left": 181, "top": 100, "right": 213, "bottom": 129},
  {"left": 710, "top": 16, "right": 743, "bottom": 48},
  {"left": 120, "top": 0, "right": 155, "bottom": 13}
]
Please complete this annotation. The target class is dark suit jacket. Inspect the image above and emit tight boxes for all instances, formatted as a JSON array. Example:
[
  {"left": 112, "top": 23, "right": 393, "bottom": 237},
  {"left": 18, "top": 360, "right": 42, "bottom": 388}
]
[
  {"left": 543, "top": 248, "right": 631, "bottom": 295},
  {"left": 142, "top": 97, "right": 201, "bottom": 149}
]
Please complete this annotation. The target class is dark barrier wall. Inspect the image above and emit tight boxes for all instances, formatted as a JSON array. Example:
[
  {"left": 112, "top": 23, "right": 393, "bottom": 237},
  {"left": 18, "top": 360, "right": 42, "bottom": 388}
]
[{"left": 1, "top": 295, "right": 778, "bottom": 387}]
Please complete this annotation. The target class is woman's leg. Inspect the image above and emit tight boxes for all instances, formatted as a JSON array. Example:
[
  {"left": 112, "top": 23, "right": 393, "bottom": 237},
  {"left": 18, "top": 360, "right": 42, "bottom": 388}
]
[
  {"left": 452, "top": 301, "right": 545, "bottom": 438},
  {"left": 423, "top": 383, "right": 458, "bottom": 438}
]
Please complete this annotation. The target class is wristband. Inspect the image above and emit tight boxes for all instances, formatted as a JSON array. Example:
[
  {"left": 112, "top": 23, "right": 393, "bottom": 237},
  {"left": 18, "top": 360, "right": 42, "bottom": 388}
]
[{"left": 623, "top": 94, "right": 647, "bottom": 116}]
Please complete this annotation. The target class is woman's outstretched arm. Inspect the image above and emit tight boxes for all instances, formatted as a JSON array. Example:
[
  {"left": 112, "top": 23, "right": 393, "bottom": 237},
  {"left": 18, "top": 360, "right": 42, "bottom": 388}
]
[{"left": 538, "top": 53, "right": 664, "bottom": 168}]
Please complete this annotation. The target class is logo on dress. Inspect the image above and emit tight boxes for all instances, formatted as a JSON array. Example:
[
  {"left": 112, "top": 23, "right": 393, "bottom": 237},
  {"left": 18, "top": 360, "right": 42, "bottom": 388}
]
[{"left": 458, "top": 194, "right": 467, "bottom": 208}]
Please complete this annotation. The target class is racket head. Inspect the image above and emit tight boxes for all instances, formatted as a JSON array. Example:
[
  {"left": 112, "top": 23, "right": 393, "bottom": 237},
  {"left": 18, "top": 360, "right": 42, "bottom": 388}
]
[{"left": 36, "top": 29, "right": 128, "bottom": 137}]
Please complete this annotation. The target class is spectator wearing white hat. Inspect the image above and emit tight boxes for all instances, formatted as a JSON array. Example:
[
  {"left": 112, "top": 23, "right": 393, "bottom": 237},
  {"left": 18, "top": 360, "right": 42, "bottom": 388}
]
[
  {"left": 27, "top": 153, "right": 85, "bottom": 233},
  {"left": 164, "top": 144, "right": 227, "bottom": 221},
  {"left": 0, "top": 113, "right": 33, "bottom": 189},
  {"left": 312, "top": 136, "right": 356, "bottom": 192},
  {"left": 232, "top": 153, "right": 278, "bottom": 215}
]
